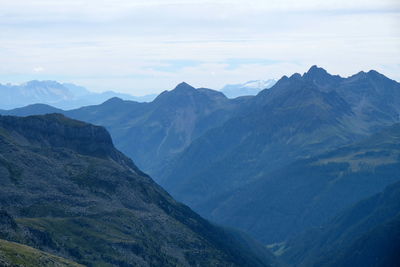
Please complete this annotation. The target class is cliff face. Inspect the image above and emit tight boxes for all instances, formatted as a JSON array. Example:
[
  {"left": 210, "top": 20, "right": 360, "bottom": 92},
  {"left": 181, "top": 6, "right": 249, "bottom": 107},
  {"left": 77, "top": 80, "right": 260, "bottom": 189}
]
[
  {"left": 0, "top": 114, "right": 114, "bottom": 159},
  {"left": 0, "top": 114, "right": 274, "bottom": 267}
]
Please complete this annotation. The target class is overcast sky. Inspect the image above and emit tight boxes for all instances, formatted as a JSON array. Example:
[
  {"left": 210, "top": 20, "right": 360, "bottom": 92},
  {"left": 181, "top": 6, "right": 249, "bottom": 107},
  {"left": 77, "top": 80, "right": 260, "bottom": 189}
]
[{"left": 1, "top": 0, "right": 399, "bottom": 95}]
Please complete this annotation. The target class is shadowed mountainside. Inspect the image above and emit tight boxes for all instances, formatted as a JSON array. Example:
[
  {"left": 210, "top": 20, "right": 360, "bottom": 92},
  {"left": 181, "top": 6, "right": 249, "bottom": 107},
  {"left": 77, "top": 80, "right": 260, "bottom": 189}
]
[
  {"left": 0, "top": 114, "right": 276, "bottom": 267},
  {"left": 160, "top": 66, "right": 400, "bottom": 210},
  {"left": 282, "top": 179, "right": 400, "bottom": 267},
  {"left": 196, "top": 123, "right": 400, "bottom": 243}
]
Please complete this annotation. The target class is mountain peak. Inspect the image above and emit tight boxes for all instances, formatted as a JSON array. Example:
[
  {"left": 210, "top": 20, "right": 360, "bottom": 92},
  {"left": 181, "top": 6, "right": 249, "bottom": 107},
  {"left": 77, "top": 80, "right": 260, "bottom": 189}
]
[
  {"left": 174, "top": 82, "right": 196, "bottom": 91},
  {"left": 304, "top": 65, "right": 329, "bottom": 77},
  {"left": 367, "top": 69, "right": 386, "bottom": 79},
  {"left": 349, "top": 69, "right": 395, "bottom": 86},
  {"left": 350, "top": 71, "right": 367, "bottom": 80},
  {"left": 302, "top": 65, "right": 343, "bottom": 87},
  {"left": 102, "top": 97, "right": 124, "bottom": 105},
  {"left": 368, "top": 69, "right": 381, "bottom": 75},
  {"left": 153, "top": 82, "right": 198, "bottom": 103},
  {"left": 290, "top": 73, "right": 302, "bottom": 79}
]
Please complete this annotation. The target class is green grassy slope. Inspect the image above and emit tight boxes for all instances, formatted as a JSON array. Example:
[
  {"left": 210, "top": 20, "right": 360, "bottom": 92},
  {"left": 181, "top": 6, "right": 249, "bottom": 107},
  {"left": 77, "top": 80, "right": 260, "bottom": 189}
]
[{"left": 0, "top": 238, "right": 84, "bottom": 267}]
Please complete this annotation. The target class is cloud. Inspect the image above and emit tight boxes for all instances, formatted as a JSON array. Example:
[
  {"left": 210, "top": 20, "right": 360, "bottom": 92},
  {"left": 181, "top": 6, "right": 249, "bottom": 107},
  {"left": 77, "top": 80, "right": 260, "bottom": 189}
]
[
  {"left": 146, "top": 60, "right": 203, "bottom": 73},
  {"left": 33, "top": 66, "right": 45, "bottom": 73},
  {"left": 0, "top": 0, "right": 399, "bottom": 94}
]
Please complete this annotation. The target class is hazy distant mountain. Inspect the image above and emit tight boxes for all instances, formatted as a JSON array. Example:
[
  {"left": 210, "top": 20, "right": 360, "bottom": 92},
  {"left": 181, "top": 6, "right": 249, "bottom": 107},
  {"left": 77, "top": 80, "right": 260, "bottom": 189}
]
[
  {"left": 283, "top": 178, "right": 400, "bottom": 267},
  {"left": 0, "top": 80, "right": 156, "bottom": 109},
  {"left": 0, "top": 81, "right": 73, "bottom": 109},
  {"left": 79, "top": 90, "right": 157, "bottom": 108},
  {"left": 221, "top": 79, "right": 276, "bottom": 98},
  {"left": 0, "top": 114, "right": 275, "bottom": 267}
]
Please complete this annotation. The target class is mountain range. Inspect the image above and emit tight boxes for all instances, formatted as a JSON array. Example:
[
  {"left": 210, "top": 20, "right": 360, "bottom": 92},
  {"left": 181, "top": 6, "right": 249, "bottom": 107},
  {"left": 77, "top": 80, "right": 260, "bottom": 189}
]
[
  {"left": 0, "top": 81, "right": 156, "bottom": 110},
  {"left": 0, "top": 114, "right": 275, "bottom": 267},
  {"left": 159, "top": 66, "right": 400, "bottom": 209},
  {"left": 0, "top": 78, "right": 277, "bottom": 110},
  {"left": 1, "top": 65, "right": 399, "bottom": 265}
]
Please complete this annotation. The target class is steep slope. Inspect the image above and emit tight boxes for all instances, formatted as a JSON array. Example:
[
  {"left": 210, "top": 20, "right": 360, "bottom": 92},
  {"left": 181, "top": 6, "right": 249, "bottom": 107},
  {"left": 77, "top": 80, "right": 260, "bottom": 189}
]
[
  {"left": 282, "top": 180, "right": 400, "bottom": 267},
  {"left": 198, "top": 123, "right": 400, "bottom": 244},
  {"left": 322, "top": 214, "right": 400, "bottom": 267},
  {"left": 0, "top": 238, "right": 84, "bottom": 267},
  {"left": 0, "top": 114, "right": 275, "bottom": 267}
]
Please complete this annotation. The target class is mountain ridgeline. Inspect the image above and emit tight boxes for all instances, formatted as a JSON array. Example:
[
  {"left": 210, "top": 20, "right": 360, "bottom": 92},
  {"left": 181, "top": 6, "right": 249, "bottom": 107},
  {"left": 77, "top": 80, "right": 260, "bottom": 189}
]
[
  {"left": 0, "top": 114, "right": 275, "bottom": 267},
  {"left": 1, "top": 66, "right": 399, "bottom": 265}
]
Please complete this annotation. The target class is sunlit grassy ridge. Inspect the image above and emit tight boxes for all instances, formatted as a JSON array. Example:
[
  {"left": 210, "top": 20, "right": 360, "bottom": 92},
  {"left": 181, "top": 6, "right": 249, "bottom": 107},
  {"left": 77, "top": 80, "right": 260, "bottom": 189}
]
[{"left": 0, "top": 239, "right": 84, "bottom": 267}]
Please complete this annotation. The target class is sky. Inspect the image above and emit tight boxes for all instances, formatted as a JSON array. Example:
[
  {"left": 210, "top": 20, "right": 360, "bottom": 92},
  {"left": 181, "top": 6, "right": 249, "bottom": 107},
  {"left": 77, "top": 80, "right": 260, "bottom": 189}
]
[{"left": 0, "top": 0, "right": 399, "bottom": 95}]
